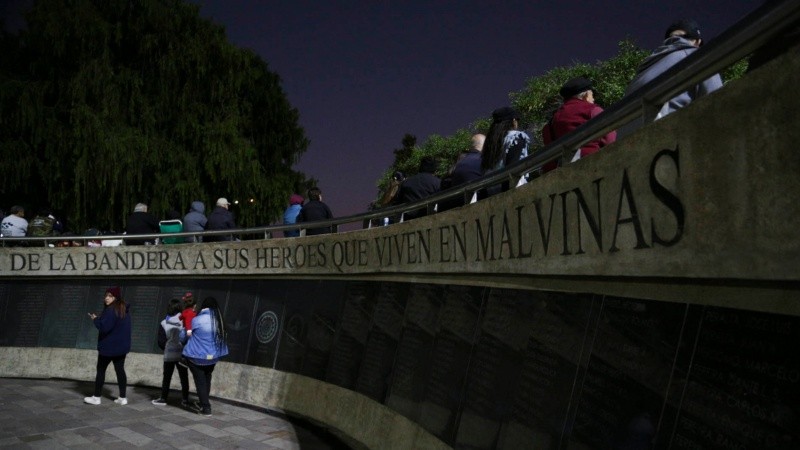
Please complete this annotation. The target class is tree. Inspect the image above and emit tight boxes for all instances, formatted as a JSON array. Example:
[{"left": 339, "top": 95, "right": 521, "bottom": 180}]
[{"left": 0, "top": 0, "right": 310, "bottom": 231}]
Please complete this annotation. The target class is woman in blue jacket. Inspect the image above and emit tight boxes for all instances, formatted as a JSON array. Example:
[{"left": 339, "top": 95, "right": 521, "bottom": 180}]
[
  {"left": 181, "top": 296, "right": 229, "bottom": 416},
  {"left": 84, "top": 286, "right": 131, "bottom": 405}
]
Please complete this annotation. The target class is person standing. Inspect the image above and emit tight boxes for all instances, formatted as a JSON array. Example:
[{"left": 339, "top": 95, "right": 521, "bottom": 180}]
[
  {"left": 183, "top": 201, "right": 207, "bottom": 243},
  {"left": 205, "top": 198, "right": 236, "bottom": 242},
  {"left": 152, "top": 298, "right": 190, "bottom": 407},
  {"left": 181, "top": 297, "right": 229, "bottom": 416},
  {"left": 297, "top": 187, "right": 334, "bottom": 235},
  {"left": 84, "top": 286, "right": 131, "bottom": 406}
]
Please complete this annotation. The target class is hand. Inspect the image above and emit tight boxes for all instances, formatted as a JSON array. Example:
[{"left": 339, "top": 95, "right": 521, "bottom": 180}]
[{"left": 88, "top": 313, "right": 97, "bottom": 320}]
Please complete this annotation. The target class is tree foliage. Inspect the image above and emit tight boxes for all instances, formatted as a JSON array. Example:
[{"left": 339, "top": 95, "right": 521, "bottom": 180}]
[{"left": 0, "top": 0, "right": 310, "bottom": 231}]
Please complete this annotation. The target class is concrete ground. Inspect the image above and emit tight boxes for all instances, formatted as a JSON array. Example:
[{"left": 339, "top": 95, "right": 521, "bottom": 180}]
[{"left": 0, "top": 377, "right": 350, "bottom": 449}]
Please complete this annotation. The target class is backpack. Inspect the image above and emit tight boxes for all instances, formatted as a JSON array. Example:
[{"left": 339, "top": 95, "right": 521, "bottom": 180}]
[{"left": 28, "top": 216, "right": 55, "bottom": 237}]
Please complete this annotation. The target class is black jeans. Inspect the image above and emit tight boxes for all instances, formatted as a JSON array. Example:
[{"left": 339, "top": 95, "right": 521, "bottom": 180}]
[
  {"left": 186, "top": 360, "right": 215, "bottom": 409},
  {"left": 160, "top": 360, "right": 189, "bottom": 401},
  {"left": 94, "top": 354, "right": 127, "bottom": 397}
]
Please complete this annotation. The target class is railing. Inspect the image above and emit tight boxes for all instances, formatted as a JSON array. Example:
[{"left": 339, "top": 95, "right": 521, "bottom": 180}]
[{"left": 2, "top": 0, "right": 798, "bottom": 247}]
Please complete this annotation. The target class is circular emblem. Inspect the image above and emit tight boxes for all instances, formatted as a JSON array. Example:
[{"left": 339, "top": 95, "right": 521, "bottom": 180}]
[{"left": 255, "top": 311, "right": 279, "bottom": 344}]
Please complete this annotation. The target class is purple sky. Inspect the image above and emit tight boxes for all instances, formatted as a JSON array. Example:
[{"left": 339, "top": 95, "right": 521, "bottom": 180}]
[{"left": 3, "top": 0, "right": 761, "bottom": 226}]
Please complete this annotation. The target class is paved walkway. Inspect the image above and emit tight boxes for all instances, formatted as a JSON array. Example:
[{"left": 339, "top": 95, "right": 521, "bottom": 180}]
[{"left": 0, "top": 377, "right": 350, "bottom": 449}]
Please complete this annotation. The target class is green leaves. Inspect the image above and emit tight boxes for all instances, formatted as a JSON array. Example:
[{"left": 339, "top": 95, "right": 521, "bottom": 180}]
[{"left": 0, "top": 0, "right": 309, "bottom": 231}]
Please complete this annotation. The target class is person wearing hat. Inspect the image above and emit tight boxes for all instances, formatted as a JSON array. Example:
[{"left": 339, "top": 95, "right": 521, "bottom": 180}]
[
  {"left": 84, "top": 286, "right": 131, "bottom": 406},
  {"left": 541, "top": 76, "right": 617, "bottom": 167},
  {"left": 282, "top": 194, "right": 304, "bottom": 237},
  {"left": 622, "top": 18, "right": 722, "bottom": 134},
  {"left": 205, "top": 197, "right": 237, "bottom": 242}
]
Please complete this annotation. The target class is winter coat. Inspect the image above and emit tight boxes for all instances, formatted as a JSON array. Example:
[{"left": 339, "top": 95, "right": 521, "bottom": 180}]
[
  {"left": 620, "top": 36, "right": 722, "bottom": 137},
  {"left": 297, "top": 200, "right": 334, "bottom": 235},
  {"left": 181, "top": 308, "right": 229, "bottom": 365},
  {"left": 159, "top": 313, "right": 184, "bottom": 362},
  {"left": 205, "top": 206, "right": 236, "bottom": 242},
  {"left": 283, "top": 204, "right": 302, "bottom": 237},
  {"left": 183, "top": 201, "right": 207, "bottom": 243},
  {"left": 125, "top": 211, "right": 159, "bottom": 245},
  {"left": 542, "top": 97, "right": 616, "bottom": 159},
  {"left": 94, "top": 303, "right": 132, "bottom": 357}
]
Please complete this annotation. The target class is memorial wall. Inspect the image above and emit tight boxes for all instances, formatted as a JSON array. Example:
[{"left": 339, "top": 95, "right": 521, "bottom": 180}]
[{"left": 0, "top": 278, "right": 797, "bottom": 449}]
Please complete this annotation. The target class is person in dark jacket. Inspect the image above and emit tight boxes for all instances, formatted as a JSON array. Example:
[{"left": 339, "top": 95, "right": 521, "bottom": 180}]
[
  {"left": 125, "top": 203, "right": 159, "bottom": 245},
  {"left": 438, "top": 134, "right": 485, "bottom": 212},
  {"left": 205, "top": 198, "right": 236, "bottom": 242},
  {"left": 84, "top": 286, "right": 132, "bottom": 406},
  {"left": 183, "top": 201, "right": 207, "bottom": 243},
  {"left": 298, "top": 187, "right": 334, "bottom": 235},
  {"left": 395, "top": 157, "right": 441, "bottom": 220}
]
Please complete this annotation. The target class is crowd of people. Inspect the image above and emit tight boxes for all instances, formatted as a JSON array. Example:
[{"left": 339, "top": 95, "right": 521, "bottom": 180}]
[
  {"left": 83, "top": 287, "right": 229, "bottom": 417},
  {"left": 0, "top": 19, "right": 724, "bottom": 241},
  {"left": 365, "top": 18, "right": 722, "bottom": 224}
]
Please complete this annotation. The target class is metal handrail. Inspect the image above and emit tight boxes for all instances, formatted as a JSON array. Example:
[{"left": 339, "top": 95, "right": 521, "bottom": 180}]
[{"left": 2, "top": 0, "right": 798, "bottom": 246}]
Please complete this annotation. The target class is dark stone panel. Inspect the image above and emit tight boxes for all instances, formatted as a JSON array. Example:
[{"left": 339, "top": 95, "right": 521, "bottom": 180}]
[
  {"left": 222, "top": 281, "right": 261, "bottom": 365},
  {"left": 385, "top": 324, "right": 436, "bottom": 422},
  {"left": 494, "top": 291, "right": 595, "bottom": 450},
  {"left": 671, "top": 307, "right": 800, "bottom": 449},
  {"left": 354, "top": 283, "right": 408, "bottom": 402},
  {"left": 1, "top": 283, "right": 49, "bottom": 347},
  {"left": 418, "top": 285, "right": 483, "bottom": 443},
  {"left": 39, "top": 283, "right": 92, "bottom": 349},
  {"left": 385, "top": 284, "right": 444, "bottom": 421},
  {"left": 325, "top": 282, "right": 376, "bottom": 389},
  {"left": 568, "top": 297, "right": 688, "bottom": 450},
  {"left": 123, "top": 284, "right": 164, "bottom": 353},
  {"left": 273, "top": 280, "right": 346, "bottom": 379},
  {"left": 455, "top": 288, "right": 531, "bottom": 449}
]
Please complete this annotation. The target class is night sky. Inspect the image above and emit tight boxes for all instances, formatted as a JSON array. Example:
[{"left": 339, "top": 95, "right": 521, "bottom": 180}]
[{"left": 3, "top": 0, "right": 761, "bottom": 226}]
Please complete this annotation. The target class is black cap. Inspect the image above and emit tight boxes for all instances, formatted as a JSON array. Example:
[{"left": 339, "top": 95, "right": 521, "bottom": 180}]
[
  {"left": 491, "top": 106, "right": 519, "bottom": 124},
  {"left": 665, "top": 19, "right": 701, "bottom": 40},
  {"left": 559, "top": 77, "right": 593, "bottom": 99}
]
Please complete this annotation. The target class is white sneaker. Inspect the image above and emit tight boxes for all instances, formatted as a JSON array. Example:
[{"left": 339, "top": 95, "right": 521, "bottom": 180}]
[
  {"left": 114, "top": 397, "right": 128, "bottom": 405},
  {"left": 84, "top": 396, "right": 101, "bottom": 405}
]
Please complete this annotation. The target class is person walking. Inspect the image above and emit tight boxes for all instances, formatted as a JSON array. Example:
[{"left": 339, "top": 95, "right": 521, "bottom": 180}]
[
  {"left": 181, "top": 297, "right": 229, "bottom": 416},
  {"left": 152, "top": 298, "right": 190, "bottom": 407},
  {"left": 84, "top": 286, "right": 131, "bottom": 406}
]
